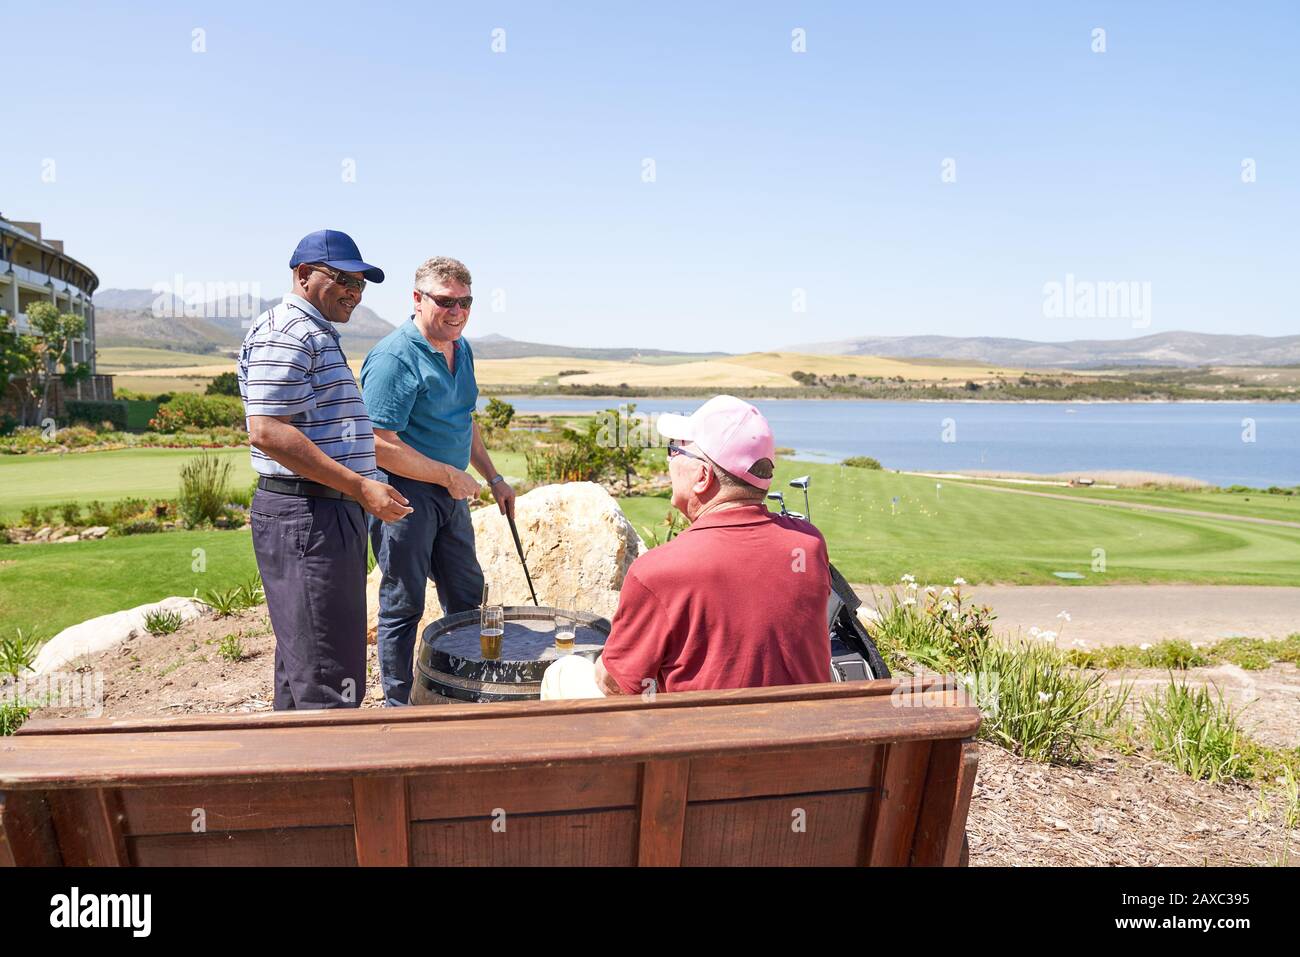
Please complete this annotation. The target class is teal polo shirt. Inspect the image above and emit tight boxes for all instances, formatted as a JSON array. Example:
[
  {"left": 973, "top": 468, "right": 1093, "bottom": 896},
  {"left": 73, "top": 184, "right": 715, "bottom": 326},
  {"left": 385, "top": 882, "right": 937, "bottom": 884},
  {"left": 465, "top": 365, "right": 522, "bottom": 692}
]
[{"left": 360, "top": 318, "right": 479, "bottom": 471}]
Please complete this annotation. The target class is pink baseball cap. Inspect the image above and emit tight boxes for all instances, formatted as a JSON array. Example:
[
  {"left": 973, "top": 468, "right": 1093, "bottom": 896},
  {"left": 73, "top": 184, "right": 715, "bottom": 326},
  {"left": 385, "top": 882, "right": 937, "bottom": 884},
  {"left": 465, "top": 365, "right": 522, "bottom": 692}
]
[{"left": 655, "top": 395, "right": 777, "bottom": 490}]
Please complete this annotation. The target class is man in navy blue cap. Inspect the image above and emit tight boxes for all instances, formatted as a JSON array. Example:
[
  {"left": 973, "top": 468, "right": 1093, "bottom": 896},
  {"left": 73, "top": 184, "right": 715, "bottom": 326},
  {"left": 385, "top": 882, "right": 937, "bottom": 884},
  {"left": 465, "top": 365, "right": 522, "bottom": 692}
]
[{"left": 237, "top": 229, "right": 413, "bottom": 710}]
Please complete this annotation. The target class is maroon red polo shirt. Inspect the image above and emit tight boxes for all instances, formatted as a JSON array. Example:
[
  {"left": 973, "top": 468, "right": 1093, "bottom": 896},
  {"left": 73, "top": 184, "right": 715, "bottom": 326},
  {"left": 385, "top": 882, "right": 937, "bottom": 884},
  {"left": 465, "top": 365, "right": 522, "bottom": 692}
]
[{"left": 600, "top": 504, "right": 832, "bottom": 695}]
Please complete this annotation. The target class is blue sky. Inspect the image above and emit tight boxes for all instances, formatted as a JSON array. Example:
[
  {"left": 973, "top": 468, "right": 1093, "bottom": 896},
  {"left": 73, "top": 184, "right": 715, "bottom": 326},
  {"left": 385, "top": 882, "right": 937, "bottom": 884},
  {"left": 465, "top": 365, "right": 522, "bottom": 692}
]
[{"left": 5, "top": 1, "right": 1296, "bottom": 352}]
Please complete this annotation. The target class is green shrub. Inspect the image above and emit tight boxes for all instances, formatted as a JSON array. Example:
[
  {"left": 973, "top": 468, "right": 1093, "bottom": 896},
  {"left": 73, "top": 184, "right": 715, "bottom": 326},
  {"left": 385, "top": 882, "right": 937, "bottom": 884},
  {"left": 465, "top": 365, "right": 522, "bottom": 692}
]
[
  {"left": 19, "top": 506, "right": 41, "bottom": 528},
  {"left": 0, "top": 627, "right": 42, "bottom": 678},
  {"left": 64, "top": 399, "right": 128, "bottom": 431},
  {"left": 150, "top": 393, "right": 245, "bottom": 431},
  {"left": 978, "top": 640, "right": 1129, "bottom": 763},
  {"left": 1138, "top": 639, "right": 1210, "bottom": 669},
  {"left": 205, "top": 371, "right": 242, "bottom": 397},
  {"left": 843, "top": 456, "right": 882, "bottom": 469},
  {"left": 178, "top": 452, "right": 233, "bottom": 527},
  {"left": 144, "top": 609, "right": 184, "bottom": 636},
  {"left": 1143, "top": 678, "right": 1249, "bottom": 784},
  {"left": 112, "top": 518, "right": 162, "bottom": 536},
  {"left": 58, "top": 501, "right": 82, "bottom": 526},
  {"left": 1, "top": 701, "right": 32, "bottom": 736},
  {"left": 217, "top": 633, "right": 246, "bottom": 662}
]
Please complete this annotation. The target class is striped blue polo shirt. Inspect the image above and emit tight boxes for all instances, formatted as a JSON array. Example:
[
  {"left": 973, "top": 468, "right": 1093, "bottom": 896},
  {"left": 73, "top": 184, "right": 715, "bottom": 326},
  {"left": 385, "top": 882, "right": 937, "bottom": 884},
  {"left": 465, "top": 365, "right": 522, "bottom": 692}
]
[{"left": 237, "top": 294, "right": 378, "bottom": 480}]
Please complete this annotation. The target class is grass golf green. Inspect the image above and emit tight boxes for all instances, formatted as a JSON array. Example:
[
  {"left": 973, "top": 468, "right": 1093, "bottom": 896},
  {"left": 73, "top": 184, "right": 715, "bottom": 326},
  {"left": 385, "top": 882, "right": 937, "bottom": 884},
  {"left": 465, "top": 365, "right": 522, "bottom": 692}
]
[
  {"left": 0, "top": 449, "right": 259, "bottom": 522},
  {"left": 619, "top": 460, "right": 1300, "bottom": 588},
  {"left": 965, "top": 479, "right": 1300, "bottom": 523},
  {"left": 0, "top": 530, "right": 262, "bottom": 637},
  {"left": 0, "top": 448, "right": 530, "bottom": 522}
]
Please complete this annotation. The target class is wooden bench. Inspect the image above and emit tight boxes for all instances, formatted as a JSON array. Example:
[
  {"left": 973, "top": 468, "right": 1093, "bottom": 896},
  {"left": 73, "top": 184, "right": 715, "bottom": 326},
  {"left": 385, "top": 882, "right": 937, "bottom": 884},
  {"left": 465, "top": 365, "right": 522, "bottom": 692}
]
[{"left": 0, "top": 678, "right": 980, "bottom": 867}]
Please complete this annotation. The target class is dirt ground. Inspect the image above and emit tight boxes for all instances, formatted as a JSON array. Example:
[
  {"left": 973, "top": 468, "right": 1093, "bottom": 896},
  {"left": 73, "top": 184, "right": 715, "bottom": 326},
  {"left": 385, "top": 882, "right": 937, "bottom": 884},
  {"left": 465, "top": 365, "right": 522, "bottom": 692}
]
[{"left": 22, "top": 605, "right": 1300, "bottom": 866}]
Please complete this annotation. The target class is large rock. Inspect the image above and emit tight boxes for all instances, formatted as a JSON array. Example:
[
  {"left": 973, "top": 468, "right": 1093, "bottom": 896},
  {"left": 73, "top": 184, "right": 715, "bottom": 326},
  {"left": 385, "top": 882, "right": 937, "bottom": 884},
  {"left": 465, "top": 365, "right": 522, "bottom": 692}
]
[
  {"left": 366, "top": 482, "right": 642, "bottom": 642},
  {"left": 28, "top": 596, "right": 208, "bottom": 676}
]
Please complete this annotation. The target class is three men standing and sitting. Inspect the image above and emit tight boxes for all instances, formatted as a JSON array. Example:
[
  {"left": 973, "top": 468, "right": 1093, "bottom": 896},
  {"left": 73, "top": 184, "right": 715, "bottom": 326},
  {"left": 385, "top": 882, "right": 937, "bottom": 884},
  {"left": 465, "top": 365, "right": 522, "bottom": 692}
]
[{"left": 361, "top": 257, "right": 516, "bottom": 706}]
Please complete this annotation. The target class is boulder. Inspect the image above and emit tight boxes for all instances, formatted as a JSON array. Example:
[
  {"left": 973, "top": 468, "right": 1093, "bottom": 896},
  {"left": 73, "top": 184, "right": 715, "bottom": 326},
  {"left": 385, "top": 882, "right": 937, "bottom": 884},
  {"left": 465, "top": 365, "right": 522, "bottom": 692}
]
[
  {"left": 28, "top": 596, "right": 208, "bottom": 676},
  {"left": 366, "top": 481, "right": 642, "bottom": 643},
  {"left": 79, "top": 526, "right": 110, "bottom": 540}
]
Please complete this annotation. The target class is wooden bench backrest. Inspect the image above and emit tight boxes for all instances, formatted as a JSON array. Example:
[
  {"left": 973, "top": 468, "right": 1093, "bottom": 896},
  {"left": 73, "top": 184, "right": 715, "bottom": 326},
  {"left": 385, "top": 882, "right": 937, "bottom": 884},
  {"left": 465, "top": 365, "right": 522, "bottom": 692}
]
[{"left": 0, "top": 679, "right": 980, "bottom": 867}]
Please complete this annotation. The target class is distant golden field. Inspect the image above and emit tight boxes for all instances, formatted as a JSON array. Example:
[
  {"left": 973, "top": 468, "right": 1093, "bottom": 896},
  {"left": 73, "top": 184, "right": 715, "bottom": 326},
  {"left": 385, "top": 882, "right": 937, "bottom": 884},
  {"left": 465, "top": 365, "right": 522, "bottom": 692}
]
[{"left": 102, "top": 346, "right": 1031, "bottom": 391}]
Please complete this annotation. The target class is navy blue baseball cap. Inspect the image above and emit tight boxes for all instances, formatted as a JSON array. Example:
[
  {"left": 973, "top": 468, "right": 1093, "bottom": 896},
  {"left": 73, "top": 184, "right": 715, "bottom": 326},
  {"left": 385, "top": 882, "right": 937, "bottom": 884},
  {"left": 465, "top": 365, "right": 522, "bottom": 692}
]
[{"left": 289, "top": 229, "right": 385, "bottom": 283}]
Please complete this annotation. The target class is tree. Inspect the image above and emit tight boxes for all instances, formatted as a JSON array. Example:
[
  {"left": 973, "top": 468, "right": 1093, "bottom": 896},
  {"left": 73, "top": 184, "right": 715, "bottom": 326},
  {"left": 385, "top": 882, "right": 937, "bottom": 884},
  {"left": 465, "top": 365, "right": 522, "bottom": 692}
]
[
  {"left": 483, "top": 396, "right": 515, "bottom": 431},
  {"left": 1, "top": 312, "right": 41, "bottom": 426},
  {"left": 603, "top": 404, "right": 648, "bottom": 493},
  {"left": 22, "top": 302, "right": 88, "bottom": 425}
]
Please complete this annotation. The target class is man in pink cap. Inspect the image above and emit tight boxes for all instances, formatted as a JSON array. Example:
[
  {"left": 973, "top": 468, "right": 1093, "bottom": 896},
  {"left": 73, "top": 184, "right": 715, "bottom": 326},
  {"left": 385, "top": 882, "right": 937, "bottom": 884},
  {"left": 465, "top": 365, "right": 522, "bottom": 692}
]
[{"left": 594, "top": 395, "right": 832, "bottom": 696}]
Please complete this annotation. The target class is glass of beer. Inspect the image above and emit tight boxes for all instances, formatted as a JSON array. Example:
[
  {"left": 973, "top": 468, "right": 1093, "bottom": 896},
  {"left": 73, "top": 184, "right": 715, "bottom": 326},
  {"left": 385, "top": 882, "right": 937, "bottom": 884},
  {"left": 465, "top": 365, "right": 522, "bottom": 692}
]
[
  {"left": 480, "top": 605, "right": 504, "bottom": 660},
  {"left": 554, "top": 609, "right": 577, "bottom": 655}
]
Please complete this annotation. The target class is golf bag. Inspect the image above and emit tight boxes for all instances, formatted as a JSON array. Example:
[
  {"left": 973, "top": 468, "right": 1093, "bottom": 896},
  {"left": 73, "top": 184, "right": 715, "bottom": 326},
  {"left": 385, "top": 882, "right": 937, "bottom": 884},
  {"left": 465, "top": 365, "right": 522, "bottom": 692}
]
[{"left": 827, "top": 562, "right": 891, "bottom": 681}]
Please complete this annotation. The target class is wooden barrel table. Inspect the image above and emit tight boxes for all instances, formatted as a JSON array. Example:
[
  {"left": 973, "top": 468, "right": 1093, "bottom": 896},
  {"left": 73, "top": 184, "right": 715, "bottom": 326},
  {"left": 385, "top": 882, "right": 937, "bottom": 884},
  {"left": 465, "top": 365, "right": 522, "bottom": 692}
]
[{"left": 409, "top": 606, "right": 612, "bottom": 705}]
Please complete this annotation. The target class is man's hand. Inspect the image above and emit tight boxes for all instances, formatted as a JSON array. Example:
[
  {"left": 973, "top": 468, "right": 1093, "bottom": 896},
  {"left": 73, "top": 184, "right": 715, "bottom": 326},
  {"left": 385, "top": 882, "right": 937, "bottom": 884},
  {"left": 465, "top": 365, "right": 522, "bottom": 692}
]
[
  {"left": 357, "top": 478, "right": 414, "bottom": 522},
  {"left": 491, "top": 479, "right": 516, "bottom": 520},
  {"left": 445, "top": 466, "right": 482, "bottom": 501}
]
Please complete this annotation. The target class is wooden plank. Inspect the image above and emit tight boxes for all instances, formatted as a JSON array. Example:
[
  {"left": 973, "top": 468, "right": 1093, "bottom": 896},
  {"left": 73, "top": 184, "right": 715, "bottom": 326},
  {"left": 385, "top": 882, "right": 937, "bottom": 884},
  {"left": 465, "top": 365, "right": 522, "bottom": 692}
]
[
  {"left": 864, "top": 741, "right": 932, "bottom": 866},
  {"left": 0, "top": 791, "right": 62, "bottom": 866},
  {"left": 0, "top": 692, "right": 980, "bottom": 790},
  {"left": 909, "top": 738, "right": 980, "bottom": 866},
  {"left": 949, "top": 742, "right": 980, "bottom": 868},
  {"left": 408, "top": 764, "right": 639, "bottom": 821},
  {"left": 909, "top": 738, "right": 962, "bottom": 865},
  {"left": 13, "top": 677, "right": 960, "bottom": 736},
  {"left": 130, "top": 826, "right": 356, "bottom": 866},
  {"left": 637, "top": 759, "right": 690, "bottom": 866},
  {"left": 352, "top": 776, "right": 410, "bottom": 867},
  {"left": 410, "top": 809, "right": 637, "bottom": 866},
  {"left": 689, "top": 744, "right": 880, "bottom": 802},
  {"left": 681, "top": 791, "right": 870, "bottom": 866},
  {"left": 118, "top": 779, "right": 354, "bottom": 836},
  {"left": 48, "top": 788, "right": 129, "bottom": 866}
]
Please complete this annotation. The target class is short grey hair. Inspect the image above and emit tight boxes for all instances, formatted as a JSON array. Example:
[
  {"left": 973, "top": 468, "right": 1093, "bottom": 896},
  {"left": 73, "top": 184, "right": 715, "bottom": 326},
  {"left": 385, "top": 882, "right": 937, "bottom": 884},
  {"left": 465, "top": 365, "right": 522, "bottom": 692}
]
[
  {"left": 704, "top": 453, "right": 774, "bottom": 498},
  {"left": 415, "top": 256, "right": 472, "bottom": 291}
]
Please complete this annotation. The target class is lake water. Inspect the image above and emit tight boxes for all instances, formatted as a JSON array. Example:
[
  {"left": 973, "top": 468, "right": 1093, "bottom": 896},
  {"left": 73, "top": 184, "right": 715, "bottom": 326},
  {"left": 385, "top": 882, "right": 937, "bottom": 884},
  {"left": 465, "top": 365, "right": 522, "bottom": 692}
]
[{"left": 483, "top": 397, "right": 1299, "bottom": 488}]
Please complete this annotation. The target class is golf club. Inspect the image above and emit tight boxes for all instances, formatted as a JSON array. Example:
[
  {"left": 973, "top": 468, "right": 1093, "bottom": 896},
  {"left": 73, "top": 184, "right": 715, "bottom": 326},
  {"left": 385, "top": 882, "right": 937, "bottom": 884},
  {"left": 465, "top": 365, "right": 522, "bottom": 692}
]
[
  {"left": 789, "top": 475, "right": 811, "bottom": 521},
  {"left": 505, "top": 511, "right": 540, "bottom": 606}
]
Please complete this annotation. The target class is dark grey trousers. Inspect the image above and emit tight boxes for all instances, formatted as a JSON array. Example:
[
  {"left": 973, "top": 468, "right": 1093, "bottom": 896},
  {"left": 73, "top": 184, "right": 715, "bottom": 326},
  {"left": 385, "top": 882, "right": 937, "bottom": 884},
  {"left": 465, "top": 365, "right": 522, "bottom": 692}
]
[
  {"left": 369, "top": 471, "right": 486, "bottom": 706},
  {"left": 250, "top": 487, "right": 368, "bottom": 710}
]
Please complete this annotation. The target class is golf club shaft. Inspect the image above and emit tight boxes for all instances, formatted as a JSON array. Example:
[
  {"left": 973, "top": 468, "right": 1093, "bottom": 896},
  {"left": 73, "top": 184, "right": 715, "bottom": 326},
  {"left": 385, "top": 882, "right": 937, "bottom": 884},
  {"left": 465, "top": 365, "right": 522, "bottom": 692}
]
[{"left": 506, "top": 512, "right": 539, "bottom": 605}]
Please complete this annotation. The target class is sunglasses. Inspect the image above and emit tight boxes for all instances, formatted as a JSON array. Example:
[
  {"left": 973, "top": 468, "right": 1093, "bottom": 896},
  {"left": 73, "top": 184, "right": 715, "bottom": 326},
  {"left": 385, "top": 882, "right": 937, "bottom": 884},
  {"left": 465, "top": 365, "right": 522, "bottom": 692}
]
[
  {"left": 666, "top": 442, "right": 705, "bottom": 463},
  {"left": 309, "top": 264, "right": 366, "bottom": 292},
  {"left": 420, "top": 291, "right": 473, "bottom": 310}
]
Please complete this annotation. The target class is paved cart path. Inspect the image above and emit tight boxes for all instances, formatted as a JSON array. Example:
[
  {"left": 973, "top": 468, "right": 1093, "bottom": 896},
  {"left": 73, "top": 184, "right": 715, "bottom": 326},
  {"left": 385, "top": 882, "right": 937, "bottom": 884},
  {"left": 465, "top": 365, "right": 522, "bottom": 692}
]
[{"left": 854, "top": 584, "right": 1300, "bottom": 646}]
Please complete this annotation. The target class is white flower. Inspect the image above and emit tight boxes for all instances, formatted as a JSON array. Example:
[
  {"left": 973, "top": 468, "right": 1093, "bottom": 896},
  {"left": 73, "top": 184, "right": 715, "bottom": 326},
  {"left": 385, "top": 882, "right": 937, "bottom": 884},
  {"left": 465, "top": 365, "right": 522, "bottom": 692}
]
[
  {"left": 900, "top": 573, "right": 916, "bottom": 583},
  {"left": 953, "top": 577, "right": 967, "bottom": 586},
  {"left": 1038, "top": 630, "right": 1057, "bottom": 643},
  {"left": 1057, "top": 611, "right": 1071, "bottom": 622},
  {"left": 941, "top": 601, "right": 956, "bottom": 613},
  {"left": 1139, "top": 643, "right": 1152, "bottom": 650},
  {"left": 1029, "top": 626, "right": 1040, "bottom": 637},
  {"left": 906, "top": 581, "right": 918, "bottom": 591},
  {"left": 924, "top": 586, "right": 937, "bottom": 595},
  {"left": 901, "top": 597, "right": 916, "bottom": 606},
  {"left": 1071, "top": 639, "right": 1090, "bottom": 650},
  {"left": 1037, "top": 691, "right": 1051, "bottom": 703}
]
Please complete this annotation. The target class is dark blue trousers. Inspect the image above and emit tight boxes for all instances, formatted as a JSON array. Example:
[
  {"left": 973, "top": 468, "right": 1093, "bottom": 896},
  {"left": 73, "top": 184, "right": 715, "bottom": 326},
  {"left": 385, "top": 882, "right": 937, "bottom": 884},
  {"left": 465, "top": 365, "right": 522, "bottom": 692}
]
[
  {"left": 369, "top": 470, "right": 486, "bottom": 705},
  {"left": 250, "top": 488, "right": 368, "bottom": 710}
]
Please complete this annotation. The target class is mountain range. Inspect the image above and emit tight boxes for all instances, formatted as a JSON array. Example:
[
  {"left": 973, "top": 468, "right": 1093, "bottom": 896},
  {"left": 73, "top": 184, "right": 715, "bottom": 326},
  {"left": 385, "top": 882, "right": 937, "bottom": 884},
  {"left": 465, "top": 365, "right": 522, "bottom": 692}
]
[
  {"left": 92, "top": 290, "right": 1298, "bottom": 367},
  {"left": 93, "top": 289, "right": 398, "bottom": 355},
  {"left": 779, "top": 332, "right": 1300, "bottom": 368}
]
